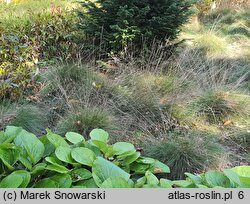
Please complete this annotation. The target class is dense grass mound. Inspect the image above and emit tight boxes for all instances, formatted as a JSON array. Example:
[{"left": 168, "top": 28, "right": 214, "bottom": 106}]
[
  {"left": 228, "top": 25, "right": 250, "bottom": 37},
  {"left": 0, "top": 102, "right": 47, "bottom": 135},
  {"left": 156, "top": 88, "right": 250, "bottom": 132},
  {"left": 195, "top": 32, "right": 227, "bottom": 54},
  {"left": 41, "top": 64, "right": 104, "bottom": 97},
  {"left": 56, "top": 107, "right": 116, "bottom": 136},
  {"left": 192, "top": 91, "right": 243, "bottom": 123},
  {"left": 144, "top": 130, "right": 226, "bottom": 180}
]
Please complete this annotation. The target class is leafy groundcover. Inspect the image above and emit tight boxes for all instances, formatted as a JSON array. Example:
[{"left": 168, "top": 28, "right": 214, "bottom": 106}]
[{"left": 0, "top": 126, "right": 249, "bottom": 188}]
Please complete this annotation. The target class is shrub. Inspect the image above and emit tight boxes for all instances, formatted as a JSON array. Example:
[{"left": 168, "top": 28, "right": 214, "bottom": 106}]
[
  {"left": 0, "top": 33, "right": 38, "bottom": 99},
  {"left": 21, "top": 12, "right": 84, "bottom": 60},
  {"left": 0, "top": 126, "right": 249, "bottom": 188},
  {"left": 78, "top": 0, "right": 194, "bottom": 53},
  {"left": 2, "top": 11, "right": 84, "bottom": 62},
  {"left": 0, "top": 10, "right": 84, "bottom": 99},
  {"left": 144, "top": 130, "right": 226, "bottom": 180}
]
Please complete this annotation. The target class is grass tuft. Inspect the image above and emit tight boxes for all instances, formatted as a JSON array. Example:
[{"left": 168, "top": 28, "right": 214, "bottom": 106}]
[
  {"left": 144, "top": 130, "right": 227, "bottom": 180},
  {"left": 0, "top": 102, "right": 47, "bottom": 135},
  {"left": 195, "top": 32, "right": 227, "bottom": 54},
  {"left": 55, "top": 107, "right": 116, "bottom": 137},
  {"left": 228, "top": 24, "right": 250, "bottom": 37},
  {"left": 191, "top": 90, "right": 247, "bottom": 124}
]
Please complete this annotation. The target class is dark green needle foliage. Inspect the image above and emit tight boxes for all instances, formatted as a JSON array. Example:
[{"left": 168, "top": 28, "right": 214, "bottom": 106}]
[{"left": 78, "top": 0, "right": 195, "bottom": 53}]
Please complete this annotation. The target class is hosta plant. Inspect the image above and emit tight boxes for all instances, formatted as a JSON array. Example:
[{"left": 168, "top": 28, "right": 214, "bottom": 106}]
[
  {"left": 173, "top": 166, "right": 250, "bottom": 188},
  {"left": 0, "top": 126, "right": 171, "bottom": 188},
  {"left": 0, "top": 126, "right": 249, "bottom": 188}
]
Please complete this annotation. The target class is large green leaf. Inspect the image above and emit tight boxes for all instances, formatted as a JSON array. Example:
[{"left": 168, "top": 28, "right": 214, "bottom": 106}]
[
  {"left": 1, "top": 126, "right": 22, "bottom": 143},
  {"left": 10, "top": 170, "right": 30, "bottom": 188},
  {"left": 45, "top": 156, "right": 63, "bottom": 166},
  {"left": 205, "top": 171, "right": 231, "bottom": 187},
  {"left": 18, "top": 154, "right": 32, "bottom": 170},
  {"left": 51, "top": 174, "right": 72, "bottom": 188},
  {"left": 74, "top": 178, "right": 98, "bottom": 188},
  {"left": 85, "top": 142, "right": 102, "bottom": 157},
  {"left": 0, "top": 146, "right": 19, "bottom": 170},
  {"left": 66, "top": 132, "right": 84, "bottom": 144},
  {"left": 173, "top": 180, "right": 195, "bottom": 188},
  {"left": 134, "top": 176, "right": 147, "bottom": 188},
  {"left": 101, "top": 177, "right": 130, "bottom": 188},
  {"left": 113, "top": 142, "right": 136, "bottom": 156},
  {"left": 231, "top": 166, "right": 250, "bottom": 178},
  {"left": 46, "top": 131, "right": 69, "bottom": 148},
  {"left": 39, "top": 135, "right": 55, "bottom": 157},
  {"left": 31, "top": 163, "right": 47, "bottom": 175},
  {"left": 45, "top": 164, "right": 69, "bottom": 174},
  {"left": 159, "top": 179, "right": 172, "bottom": 188},
  {"left": 223, "top": 169, "right": 241, "bottom": 186},
  {"left": 145, "top": 170, "right": 159, "bottom": 186},
  {"left": 123, "top": 152, "right": 140, "bottom": 165},
  {"left": 90, "top": 129, "right": 109, "bottom": 143},
  {"left": 130, "top": 162, "right": 151, "bottom": 173},
  {"left": 184, "top": 173, "right": 202, "bottom": 185},
  {"left": 137, "top": 157, "right": 156, "bottom": 164},
  {"left": 45, "top": 157, "right": 70, "bottom": 173},
  {"left": 55, "top": 146, "right": 75, "bottom": 164},
  {"left": 92, "top": 157, "right": 130, "bottom": 187},
  {"left": 71, "top": 168, "right": 92, "bottom": 182},
  {"left": 231, "top": 166, "right": 250, "bottom": 187},
  {"left": 150, "top": 160, "right": 170, "bottom": 174},
  {"left": 34, "top": 178, "right": 58, "bottom": 188},
  {"left": 0, "top": 174, "right": 23, "bottom": 188},
  {"left": 14, "top": 130, "right": 44, "bottom": 165},
  {"left": 71, "top": 147, "right": 96, "bottom": 167},
  {"left": 91, "top": 140, "right": 114, "bottom": 156}
]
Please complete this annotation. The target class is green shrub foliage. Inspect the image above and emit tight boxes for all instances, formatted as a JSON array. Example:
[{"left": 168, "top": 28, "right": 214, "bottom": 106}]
[
  {"left": 0, "top": 34, "right": 38, "bottom": 99},
  {"left": 0, "top": 12, "right": 83, "bottom": 99},
  {"left": 0, "top": 126, "right": 249, "bottom": 188},
  {"left": 79, "top": 0, "right": 195, "bottom": 53}
]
